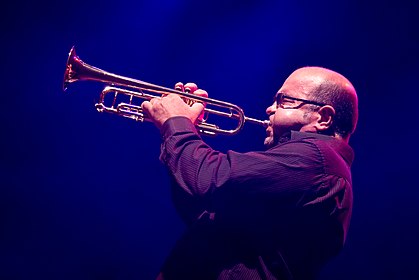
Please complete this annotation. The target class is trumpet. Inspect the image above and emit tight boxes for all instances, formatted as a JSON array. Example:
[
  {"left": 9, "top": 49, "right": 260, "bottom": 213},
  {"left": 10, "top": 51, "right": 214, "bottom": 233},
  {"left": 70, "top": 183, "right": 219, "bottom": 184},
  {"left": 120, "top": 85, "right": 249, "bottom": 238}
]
[{"left": 63, "top": 46, "right": 269, "bottom": 135}]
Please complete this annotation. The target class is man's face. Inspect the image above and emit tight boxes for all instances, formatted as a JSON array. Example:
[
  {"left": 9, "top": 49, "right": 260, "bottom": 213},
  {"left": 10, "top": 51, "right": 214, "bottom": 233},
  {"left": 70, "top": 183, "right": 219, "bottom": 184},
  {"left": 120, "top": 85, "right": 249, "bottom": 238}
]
[{"left": 264, "top": 72, "right": 321, "bottom": 148}]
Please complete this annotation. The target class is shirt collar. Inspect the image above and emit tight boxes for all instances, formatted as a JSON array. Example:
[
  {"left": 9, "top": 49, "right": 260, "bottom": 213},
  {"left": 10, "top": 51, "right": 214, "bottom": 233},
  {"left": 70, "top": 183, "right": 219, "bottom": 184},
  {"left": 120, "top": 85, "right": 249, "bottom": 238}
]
[{"left": 280, "top": 131, "right": 355, "bottom": 165}]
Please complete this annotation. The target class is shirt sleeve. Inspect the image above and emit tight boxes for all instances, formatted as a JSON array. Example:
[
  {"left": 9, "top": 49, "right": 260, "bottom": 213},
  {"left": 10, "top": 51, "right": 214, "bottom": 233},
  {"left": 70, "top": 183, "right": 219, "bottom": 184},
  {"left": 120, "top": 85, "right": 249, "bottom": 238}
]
[{"left": 159, "top": 117, "right": 325, "bottom": 222}]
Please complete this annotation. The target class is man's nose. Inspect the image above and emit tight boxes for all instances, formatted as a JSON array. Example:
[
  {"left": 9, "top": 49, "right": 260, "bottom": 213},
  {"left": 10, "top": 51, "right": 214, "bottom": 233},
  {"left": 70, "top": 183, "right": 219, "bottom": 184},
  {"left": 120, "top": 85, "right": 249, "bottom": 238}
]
[{"left": 266, "top": 103, "right": 276, "bottom": 115}]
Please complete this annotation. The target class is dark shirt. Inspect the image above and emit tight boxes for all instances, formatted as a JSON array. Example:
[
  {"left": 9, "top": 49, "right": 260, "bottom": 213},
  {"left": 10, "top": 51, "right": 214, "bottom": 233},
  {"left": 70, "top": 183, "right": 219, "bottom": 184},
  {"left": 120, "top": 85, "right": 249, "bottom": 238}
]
[{"left": 158, "top": 116, "right": 354, "bottom": 280}]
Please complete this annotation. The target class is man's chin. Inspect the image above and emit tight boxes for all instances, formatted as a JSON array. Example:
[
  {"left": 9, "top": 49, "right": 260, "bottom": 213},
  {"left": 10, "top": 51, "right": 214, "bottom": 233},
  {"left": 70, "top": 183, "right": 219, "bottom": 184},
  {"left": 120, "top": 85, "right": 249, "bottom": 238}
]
[{"left": 264, "top": 136, "right": 275, "bottom": 149}]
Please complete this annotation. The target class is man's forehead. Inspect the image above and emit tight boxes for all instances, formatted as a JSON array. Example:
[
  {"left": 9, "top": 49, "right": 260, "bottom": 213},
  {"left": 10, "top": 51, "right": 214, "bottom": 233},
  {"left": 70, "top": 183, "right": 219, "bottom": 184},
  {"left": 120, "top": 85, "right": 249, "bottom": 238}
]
[
  {"left": 278, "top": 76, "right": 319, "bottom": 96},
  {"left": 288, "top": 71, "right": 325, "bottom": 86}
]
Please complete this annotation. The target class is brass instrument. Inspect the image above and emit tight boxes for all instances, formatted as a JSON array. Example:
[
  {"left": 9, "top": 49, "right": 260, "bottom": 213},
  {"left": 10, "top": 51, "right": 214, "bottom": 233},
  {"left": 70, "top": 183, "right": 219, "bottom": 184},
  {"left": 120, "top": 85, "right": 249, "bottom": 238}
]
[{"left": 63, "top": 46, "right": 269, "bottom": 135}]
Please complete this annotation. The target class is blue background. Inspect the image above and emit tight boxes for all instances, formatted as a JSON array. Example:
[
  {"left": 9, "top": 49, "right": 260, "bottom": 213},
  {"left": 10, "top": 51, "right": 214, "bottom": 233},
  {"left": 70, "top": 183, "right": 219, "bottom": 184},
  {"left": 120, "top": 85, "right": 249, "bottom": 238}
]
[{"left": 2, "top": 0, "right": 419, "bottom": 279}]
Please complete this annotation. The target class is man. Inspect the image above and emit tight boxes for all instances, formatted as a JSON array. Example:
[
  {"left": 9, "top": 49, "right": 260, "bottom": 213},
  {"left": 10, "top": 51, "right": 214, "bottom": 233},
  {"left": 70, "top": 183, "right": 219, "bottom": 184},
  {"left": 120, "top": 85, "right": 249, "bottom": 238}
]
[{"left": 142, "top": 66, "right": 358, "bottom": 280}]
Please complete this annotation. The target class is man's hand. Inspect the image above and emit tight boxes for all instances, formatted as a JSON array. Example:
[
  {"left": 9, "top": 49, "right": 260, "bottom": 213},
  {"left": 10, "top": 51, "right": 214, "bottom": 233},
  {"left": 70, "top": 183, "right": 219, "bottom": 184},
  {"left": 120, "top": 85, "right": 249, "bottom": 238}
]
[{"left": 141, "top": 83, "right": 208, "bottom": 129}]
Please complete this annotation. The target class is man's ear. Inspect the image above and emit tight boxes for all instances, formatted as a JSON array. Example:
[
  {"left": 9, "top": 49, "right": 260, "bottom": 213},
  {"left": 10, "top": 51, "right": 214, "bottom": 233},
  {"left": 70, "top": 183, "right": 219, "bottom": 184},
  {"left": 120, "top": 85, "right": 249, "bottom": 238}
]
[{"left": 315, "top": 105, "right": 335, "bottom": 132}]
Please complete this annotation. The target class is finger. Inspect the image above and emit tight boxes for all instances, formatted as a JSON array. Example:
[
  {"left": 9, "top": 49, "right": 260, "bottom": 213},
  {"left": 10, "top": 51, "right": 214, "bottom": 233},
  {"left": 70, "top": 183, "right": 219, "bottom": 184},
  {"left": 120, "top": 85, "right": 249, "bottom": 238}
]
[
  {"left": 190, "top": 102, "right": 205, "bottom": 121},
  {"left": 193, "top": 89, "right": 208, "bottom": 98},
  {"left": 184, "top": 83, "right": 198, "bottom": 94},
  {"left": 175, "top": 82, "right": 184, "bottom": 92},
  {"left": 192, "top": 89, "right": 208, "bottom": 109},
  {"left": 141, "top": 100, "right": 152, "bottom": 113}
]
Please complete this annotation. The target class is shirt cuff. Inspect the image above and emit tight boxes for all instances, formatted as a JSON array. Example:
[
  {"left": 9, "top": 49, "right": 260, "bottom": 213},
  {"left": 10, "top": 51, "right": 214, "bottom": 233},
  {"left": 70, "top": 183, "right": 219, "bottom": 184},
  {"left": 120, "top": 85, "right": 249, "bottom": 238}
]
[{"left": 160, "top": 116, "right": 198, "bottom": 141}]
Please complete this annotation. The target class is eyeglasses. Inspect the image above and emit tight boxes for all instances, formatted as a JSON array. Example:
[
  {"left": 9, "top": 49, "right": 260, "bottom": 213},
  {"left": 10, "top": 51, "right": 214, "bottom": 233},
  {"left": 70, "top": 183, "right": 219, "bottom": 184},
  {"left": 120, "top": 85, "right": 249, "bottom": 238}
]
[{"left": 275, "top": 92, "right": 327, "bottom": 109}]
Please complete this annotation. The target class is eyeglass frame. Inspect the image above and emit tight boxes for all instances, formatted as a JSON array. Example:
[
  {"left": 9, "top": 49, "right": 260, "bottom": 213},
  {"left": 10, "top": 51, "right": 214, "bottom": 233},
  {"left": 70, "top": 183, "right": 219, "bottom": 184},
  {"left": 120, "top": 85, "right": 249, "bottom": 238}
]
[{"left": 275, "top": 92, "right": 328, "bottom": 109}]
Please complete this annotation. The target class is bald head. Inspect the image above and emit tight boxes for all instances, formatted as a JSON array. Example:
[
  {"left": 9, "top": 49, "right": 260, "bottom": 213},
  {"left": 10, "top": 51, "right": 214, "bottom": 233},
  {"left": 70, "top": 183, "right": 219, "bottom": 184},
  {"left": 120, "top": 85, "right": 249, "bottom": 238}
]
[
  {"left": 289, "top": 67, "right": 358, "bottom": 139},
  {"left": 288, "top": 67, "right": 356, "bottom": 94}
]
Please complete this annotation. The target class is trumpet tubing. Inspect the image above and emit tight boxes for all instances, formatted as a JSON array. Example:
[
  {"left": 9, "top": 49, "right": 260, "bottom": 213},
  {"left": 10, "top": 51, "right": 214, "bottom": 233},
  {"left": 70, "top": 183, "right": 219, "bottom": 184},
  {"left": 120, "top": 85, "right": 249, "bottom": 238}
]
[{"left": 63, "top": 46, "right": 269, "bottom": 135}]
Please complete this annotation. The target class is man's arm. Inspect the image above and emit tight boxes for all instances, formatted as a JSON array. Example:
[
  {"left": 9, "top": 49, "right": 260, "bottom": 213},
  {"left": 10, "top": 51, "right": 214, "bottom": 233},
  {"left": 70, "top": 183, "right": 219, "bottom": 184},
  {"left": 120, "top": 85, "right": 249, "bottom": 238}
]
[{"left": 160, "top": 117, "right": 324, "bottom": 203}]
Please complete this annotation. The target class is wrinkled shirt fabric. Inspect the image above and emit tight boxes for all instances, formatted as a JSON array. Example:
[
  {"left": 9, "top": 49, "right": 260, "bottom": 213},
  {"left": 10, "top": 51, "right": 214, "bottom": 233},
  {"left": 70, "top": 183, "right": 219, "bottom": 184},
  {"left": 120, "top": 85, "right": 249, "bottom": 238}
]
[{"left": 157, "top": 117, "right": 354, "bottom": 280}]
